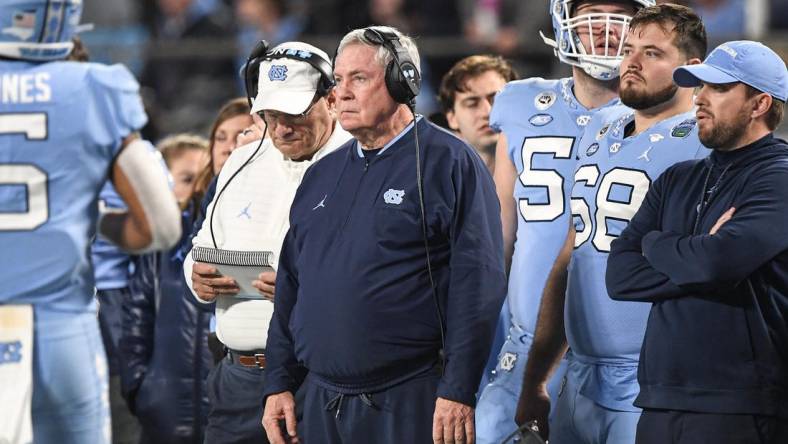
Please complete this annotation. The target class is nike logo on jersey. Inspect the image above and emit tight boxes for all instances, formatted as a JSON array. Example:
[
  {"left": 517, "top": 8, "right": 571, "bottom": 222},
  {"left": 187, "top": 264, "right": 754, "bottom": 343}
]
[
  {"left": 312, "top": 194, "right": 327, "bottom": 210},
  {"left": 639, "top": 146, "right": 653, "bottom": 162}
]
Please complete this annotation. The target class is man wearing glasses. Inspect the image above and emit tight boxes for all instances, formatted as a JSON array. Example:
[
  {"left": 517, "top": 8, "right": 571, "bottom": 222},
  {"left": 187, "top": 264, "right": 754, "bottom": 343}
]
[{"left": 184, "top": 41, "right": 351, "bottom": 443}]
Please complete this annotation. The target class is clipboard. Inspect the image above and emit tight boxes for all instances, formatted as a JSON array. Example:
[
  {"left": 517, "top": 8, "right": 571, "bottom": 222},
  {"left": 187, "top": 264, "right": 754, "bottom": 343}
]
[{"left": 192, "top": 246, "right": 275, "bottom": 300}]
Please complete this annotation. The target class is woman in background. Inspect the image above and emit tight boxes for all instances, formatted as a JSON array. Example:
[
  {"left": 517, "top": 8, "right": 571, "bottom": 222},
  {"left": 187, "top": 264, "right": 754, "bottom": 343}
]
[
  {"left": 192, "top": 97, "right": 254, "bottom": 216},
  {"left": 120, "top": 134, "right": 213, "bottom": 444}
]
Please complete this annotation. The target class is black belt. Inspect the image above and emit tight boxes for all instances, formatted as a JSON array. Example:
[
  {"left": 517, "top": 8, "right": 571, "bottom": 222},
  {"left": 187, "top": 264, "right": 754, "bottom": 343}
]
[{"left": 225, "top": 349, "right": 266, "bottom": 369}]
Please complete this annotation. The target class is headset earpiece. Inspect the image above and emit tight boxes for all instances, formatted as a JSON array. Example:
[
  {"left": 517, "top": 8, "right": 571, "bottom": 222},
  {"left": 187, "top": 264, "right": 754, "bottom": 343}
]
[
  {"left": 385, "top": 55, "right": 421, "bottom": 105},
  {"left": 363, "top": 28, "right": 421, "bottom": 106},
  {"left": 244, "top": 40, "right": 270, "bottom": 109}
]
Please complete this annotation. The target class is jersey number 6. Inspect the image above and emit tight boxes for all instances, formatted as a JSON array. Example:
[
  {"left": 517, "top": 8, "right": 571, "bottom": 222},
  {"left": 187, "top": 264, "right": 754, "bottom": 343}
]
[
  {"left": 0, "top": 113, "right": 49, "bottom": 231},
  {"left": 572, "top": 165, "right": 650, "bottom": 252}
]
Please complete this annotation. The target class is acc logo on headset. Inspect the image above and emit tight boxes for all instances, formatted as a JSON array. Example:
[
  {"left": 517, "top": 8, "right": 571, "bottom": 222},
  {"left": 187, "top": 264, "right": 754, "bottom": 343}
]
[{"left": 268, "top": 65, "right": 288, "bottom": 82}]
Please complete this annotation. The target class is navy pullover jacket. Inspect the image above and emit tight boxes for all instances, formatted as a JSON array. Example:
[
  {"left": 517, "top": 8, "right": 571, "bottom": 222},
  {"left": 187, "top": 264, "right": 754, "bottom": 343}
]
[
  {"left": 607, "top": 134, "right": 788, "bottom": 418},
  {"left": 264, "top": 119, "right": 507, "bottom": 407}
]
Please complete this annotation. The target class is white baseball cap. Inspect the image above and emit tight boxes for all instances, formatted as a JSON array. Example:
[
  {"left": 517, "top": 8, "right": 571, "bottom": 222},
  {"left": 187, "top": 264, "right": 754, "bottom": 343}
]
[{"left": 250, "top": 41, "right": 332, "bottom": 115}]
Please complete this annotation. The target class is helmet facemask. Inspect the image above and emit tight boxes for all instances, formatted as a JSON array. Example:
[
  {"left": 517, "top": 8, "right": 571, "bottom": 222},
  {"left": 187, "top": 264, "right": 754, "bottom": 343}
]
[{"left": 543, "top": 0, "right": 654, "bottom": 80}]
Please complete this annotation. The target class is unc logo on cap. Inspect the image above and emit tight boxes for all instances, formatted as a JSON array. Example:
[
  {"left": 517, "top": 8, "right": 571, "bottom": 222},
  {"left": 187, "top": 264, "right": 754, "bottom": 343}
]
[
  {"left": 268, "top": 65, "right": 288, "bottom": 82},
  {"left": 384, "top": 189, "right": 405, "bottom": 205}
]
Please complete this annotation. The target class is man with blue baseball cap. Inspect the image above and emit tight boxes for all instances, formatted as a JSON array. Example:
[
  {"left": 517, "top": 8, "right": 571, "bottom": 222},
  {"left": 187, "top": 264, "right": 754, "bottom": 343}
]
[{"left": 605, "top": 39, "right": 788, "bottom": 444}]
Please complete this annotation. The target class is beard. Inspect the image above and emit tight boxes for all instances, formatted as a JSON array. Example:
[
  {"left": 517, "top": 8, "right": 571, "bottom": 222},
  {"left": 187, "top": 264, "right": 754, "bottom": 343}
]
[
  {"left": 699, "top": 108, "right": 751, "bottom": 150},
  {"left": 620, "top": 81, "right": 678, "bottom": 110}
]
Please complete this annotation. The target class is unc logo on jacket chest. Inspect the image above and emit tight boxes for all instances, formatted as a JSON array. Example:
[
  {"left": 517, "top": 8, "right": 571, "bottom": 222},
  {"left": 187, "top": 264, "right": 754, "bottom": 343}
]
[{"left": 383, "top": 189, "right": 405, "bottom": 205}]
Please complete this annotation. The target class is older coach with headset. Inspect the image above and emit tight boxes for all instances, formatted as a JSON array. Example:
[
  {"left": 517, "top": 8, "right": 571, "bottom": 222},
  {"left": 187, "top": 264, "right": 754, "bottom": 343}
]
[
  {"left": 262, "top": 25, "right": 507, "bottom": 444},
  {"left": 185, "top": 41, "right": 351, "bottom": 443}
]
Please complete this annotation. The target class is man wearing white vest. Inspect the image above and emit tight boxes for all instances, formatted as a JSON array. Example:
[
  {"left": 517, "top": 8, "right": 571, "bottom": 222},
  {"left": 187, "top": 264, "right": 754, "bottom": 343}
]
[{"left": 183, "top": 41, "right": 351, "bottom": 443}]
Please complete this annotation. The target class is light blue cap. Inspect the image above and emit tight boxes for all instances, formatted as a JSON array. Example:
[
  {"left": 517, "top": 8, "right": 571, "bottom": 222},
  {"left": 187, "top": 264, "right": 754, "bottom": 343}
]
[{"left": 673, "top": 40, "right": 787, "bottom": 102}]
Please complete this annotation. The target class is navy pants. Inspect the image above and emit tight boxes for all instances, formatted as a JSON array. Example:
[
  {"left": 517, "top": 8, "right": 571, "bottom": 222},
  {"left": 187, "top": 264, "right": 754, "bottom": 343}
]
[
  {"left": 636, "top": 409, "right": 788, "bottom": 444},
  {"left": 297, "top": 369, "right": 440, "bottom": 444},
  {"left": 204, "top": 357, "right": 269, "bottom": 444},
  {"left": 98, "top": 288, "right": 142, "bottom": 444}
]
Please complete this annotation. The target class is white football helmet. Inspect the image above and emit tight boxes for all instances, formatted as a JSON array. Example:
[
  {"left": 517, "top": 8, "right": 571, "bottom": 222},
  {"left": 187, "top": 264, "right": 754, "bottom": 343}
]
[
  {"left": 0, "top": 0, "right": 85, "bottom": 62},
  {"left": 542, "top": 0, "right": 655, "bottom": 80}
]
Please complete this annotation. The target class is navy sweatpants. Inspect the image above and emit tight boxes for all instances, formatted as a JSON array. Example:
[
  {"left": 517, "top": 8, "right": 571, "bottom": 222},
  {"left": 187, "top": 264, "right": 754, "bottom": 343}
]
[
  {"left": 636, "top": 409, "right": 788, "bottom": 444},
  {"left": 297, "top": 368, "right": 441, "bottom": 443},
  {"left": 204, "top": 357, "right": 268, "bottom": 444}
]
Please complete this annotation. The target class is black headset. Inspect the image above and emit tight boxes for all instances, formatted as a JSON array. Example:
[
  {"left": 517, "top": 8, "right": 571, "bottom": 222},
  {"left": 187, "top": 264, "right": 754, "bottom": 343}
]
[
  {"left": 243, "top": 40, "right": 336, "bottom": 109},
  {"left": 362, "top": 28, "right": 422, "bottom": 107}
]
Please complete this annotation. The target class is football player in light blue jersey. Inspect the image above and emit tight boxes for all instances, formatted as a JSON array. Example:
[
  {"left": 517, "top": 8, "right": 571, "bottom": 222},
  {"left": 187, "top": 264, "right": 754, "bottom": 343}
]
[
  {"left": 475, "top": 1, "right": 653, "bottom": 442},
  {"left": 0, "top": 2, "right": 181, "bottom": 443},
  {"left": 516, "top": 4, "right": 709, "bottom": 443}
]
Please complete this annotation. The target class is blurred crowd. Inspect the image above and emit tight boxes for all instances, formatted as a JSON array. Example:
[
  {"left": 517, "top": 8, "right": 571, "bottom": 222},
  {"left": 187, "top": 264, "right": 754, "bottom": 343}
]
[{"left": 76, "top": 0, "right": 785, "bottom": 143}]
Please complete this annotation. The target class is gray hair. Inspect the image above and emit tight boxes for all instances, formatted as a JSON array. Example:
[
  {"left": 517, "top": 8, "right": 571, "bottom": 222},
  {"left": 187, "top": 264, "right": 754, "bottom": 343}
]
[{"left": 336, "top": 26, "right": 421, "bottom": 75}]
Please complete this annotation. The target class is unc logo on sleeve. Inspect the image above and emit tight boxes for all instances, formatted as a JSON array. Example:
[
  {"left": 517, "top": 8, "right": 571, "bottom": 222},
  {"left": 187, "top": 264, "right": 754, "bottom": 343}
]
[
  {"left": 383, "top": 189, "right": 405, "bottom": 205},
  {"left": 499, "top": 352, "right": 517, "bottom": 372},
  {"left": 268, "top": 65, "right": 288, "bottom": 81},
  {"left": 528, "top": 114, "right": 553, "bottom": 127},
  {"left": 671, "top": 119, "right": 696, "bottom": 138},
  {"left": 534, "top": 91, "right": 556, "bottom": 111}
]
